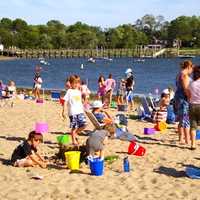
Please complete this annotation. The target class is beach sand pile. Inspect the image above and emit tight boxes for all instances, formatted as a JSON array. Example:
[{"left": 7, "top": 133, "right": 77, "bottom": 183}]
[{"left": 0, "top": 99, "right": 200, "bottom": 200}]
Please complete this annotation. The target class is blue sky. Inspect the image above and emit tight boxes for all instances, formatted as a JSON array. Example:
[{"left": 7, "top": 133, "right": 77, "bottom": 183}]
[{"left": 0, "top": 0, "right": 199, "bottom": 27}]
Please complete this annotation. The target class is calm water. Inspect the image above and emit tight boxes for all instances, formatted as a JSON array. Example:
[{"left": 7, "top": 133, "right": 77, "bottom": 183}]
[{"left": 0, "top": 57, "right": 200, "bottom": 94}]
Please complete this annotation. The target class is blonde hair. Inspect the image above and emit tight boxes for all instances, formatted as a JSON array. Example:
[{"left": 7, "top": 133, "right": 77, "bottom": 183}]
[
  {"left": 68, "top": 75, "right": 80, "bottom": 84},
  {"left": 181, "top": 60, "right": 192, "bottom": 70}
]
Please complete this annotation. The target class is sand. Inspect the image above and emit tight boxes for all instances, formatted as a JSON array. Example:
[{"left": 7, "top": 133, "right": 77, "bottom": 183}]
[{"left": 0, "top": 99, "right": 200, "bottom": 200}]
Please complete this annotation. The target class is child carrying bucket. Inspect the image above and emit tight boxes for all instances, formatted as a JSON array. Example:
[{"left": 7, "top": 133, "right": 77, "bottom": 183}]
[
  {"left": 62, "top": 75, "right": 87, "bottom": 145},
  {"left": 11, "top": 131, "right": 47, "bottom": 168}
]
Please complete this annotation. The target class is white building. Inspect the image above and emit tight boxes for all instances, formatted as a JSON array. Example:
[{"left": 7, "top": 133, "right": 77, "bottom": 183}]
[{"left": 0, "top": 44, "right": 4, "bottom": 52}]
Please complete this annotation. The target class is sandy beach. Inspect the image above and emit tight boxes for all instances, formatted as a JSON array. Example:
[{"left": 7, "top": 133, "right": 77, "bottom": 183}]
[
  {"left": 0, "top": 99, "right": 200, "bottom": 200},
  {"left": 0, "top": 56, "right": 17, "bottom": 61}
]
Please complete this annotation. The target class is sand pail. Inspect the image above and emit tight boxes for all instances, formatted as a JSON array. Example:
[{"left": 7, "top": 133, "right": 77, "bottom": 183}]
[
  {"left": 65, "top": 151, "right": 80, "bottom": 170},
  {"left": 57, "top": 134, "right": 71, "bottom": 145},
  {"left": 36, "top": 99, "right": 44, "bottom": 104},
  {"left": 154, "top": 122, "right": 167, "bottom": 131},
  {"left": 144, "top": 128, "right": 155, "bottom": 135},
  {"left": 88, "top": 157, "right": 104, "bottom": 176},
  {"left": 128, "top": 141, "right": 146, "bottom": 156},
  {"left": 59, "top": 98, "right": 65, "bottom": 106},
  {"left": 196, "top": 130, "right": 200, "bottom": 140},
  {"left": 35, "top": 122, "right": 48, "bottom": 134}
]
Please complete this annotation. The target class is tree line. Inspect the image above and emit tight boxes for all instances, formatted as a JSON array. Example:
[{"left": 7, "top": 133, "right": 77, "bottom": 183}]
[{"left": 0, "top": 14, "right": 200, "bottom": 49}]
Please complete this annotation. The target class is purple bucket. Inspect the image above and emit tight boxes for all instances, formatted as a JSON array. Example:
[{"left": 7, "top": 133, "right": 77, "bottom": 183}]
[
  {"left": 36, "top": 99, "right": 44, "bottom": 104},
  {"left": 144, "top": 128, "right": 155, "bottom": 135},
  {"left": 35, "top": 122, "right": 48, "bottom": 134}
]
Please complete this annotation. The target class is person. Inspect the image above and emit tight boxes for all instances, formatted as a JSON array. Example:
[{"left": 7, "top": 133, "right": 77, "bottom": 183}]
[
  {"left": 86, "top": 129, "right": 108, "bottom": 159},
  {"left": 174, "top": 60, "right": 193, "bottom": 144},
  {"left": 80, "top": 80, "right": 91, "bottom": 107},
  {"left": 11, "top": 131, "right": 47, "bottom": 168},
  {"left": 188, "top": 65, "right": 200, "bottom": 150},
  {"left": 91, "top": 100, "right": 115, "bottom": 136},
  {"left": 125, "top": 68, "right": 135, "bottom": 111},
  {"left": 91, "top": 100, "right": 136, "bottom": 142},
  {"left": 5, "top": 80, "right": 16, "bottom": 98},
  {"left": 104, "top": 74, "right": 116, "bottom": 108},
  {"left": 0, "top": 80, "right": 6, "bottom": 96},
  {"left": 117, "top": 78, "right": 126, "bottom": 105},
  {"left": 152, "top": 89, "right": 170, "bottom": 123},
  {"left": 33, "top": 71, "right": 42, "bottom": 100},
  {"left": 97, "top": 75, "right": 106, "bottom": 103},
  {"left": 62, "top": 75, "right": 87, "bottom": 145}
]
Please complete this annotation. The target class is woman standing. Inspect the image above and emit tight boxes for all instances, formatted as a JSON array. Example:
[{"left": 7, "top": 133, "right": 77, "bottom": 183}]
[
  {"left": 97, "top": 75, "right": 106, "bottom": 103},
  {"left": 188, "top": 65, "right": 200, "bottom": 150},
  {"left": 105, "top": 74, "right": 116, "bottom": 108},
  {"left": 174, "top": 60, "right": 193, "bottom": 145}
]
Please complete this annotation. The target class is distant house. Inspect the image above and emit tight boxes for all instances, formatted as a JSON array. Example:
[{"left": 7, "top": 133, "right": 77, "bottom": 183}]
[{"left": 0, "top": 44, "right": 4, "bottom": 52}]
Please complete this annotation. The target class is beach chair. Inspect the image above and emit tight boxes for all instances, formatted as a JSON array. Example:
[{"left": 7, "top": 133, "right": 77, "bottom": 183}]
[
  {"left": 136, "top": 95, "right": 153, "bottom": 119},
  {"left": 51, "top": 90, "right": 61, "bottom": 101},
  {"left": 85, "top": 109, "right": 105, "bottom": 130}
]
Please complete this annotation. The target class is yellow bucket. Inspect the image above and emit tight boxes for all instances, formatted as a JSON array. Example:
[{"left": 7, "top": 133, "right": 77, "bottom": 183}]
[{"left": 65, "top": 151, "right": 80, "bottom": 170}]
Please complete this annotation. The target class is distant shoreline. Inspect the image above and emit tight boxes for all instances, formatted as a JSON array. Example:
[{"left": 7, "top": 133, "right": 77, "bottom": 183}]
[{"left": 0, "top": 56, "right": 18, "bottom": 61}]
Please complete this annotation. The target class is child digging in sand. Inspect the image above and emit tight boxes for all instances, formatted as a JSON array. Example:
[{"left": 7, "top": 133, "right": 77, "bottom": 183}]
[
  {"left": 11, "top": 131, "right": 47, "bottom": 168},
  {"left": 86, "top": 130, "right": 109, "bottom": 159},
  {"left": 62, "top": 75, "right": 87, "bottom": 145}
]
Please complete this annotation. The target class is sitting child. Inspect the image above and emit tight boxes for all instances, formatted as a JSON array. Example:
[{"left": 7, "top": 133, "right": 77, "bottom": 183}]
[
  {"left": 11, "top": 131, "right": 47, "bottom": 168},
  {"left": 152, "top": 89, "right": 170, "bottom": 123},
  {"left": 91, "top": 100, "right": 136, "bottom": 142},
  {"left": 86, "top": 129, "right": 108, "bottom": 159},
  {"left": 91, "top": 100, "right": 115, "bottom": 136}
]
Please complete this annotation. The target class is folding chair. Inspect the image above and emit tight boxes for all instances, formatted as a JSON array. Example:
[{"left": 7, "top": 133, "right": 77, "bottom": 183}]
[{"left": 85, "top": 109, "right": 105, "bottom": 130}]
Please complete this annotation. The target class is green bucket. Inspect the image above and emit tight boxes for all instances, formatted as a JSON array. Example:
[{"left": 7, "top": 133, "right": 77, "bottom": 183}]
[{"left": 57, "top": 134, "right": 71, "bottom": 145}]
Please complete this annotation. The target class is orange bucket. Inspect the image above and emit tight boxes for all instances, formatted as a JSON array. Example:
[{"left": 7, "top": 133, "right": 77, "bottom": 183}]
[{"left": 154, "top": 121, "right": 167, "bottom": 131}]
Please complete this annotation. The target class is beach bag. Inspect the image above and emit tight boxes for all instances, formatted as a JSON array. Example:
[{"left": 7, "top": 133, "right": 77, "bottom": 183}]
[{"left": 115, "top": 114, "right": 128, "bottom": 126}]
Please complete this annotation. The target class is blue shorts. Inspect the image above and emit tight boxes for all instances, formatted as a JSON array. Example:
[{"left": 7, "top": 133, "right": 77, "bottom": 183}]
[
  {"left": 69, "top": 113, "right": 87, "bottom": 129},
  {"left": 126, "top": 90, "right": 134, "bottom": 102}
]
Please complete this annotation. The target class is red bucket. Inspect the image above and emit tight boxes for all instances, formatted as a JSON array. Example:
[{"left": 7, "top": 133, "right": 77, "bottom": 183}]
[
  {"left": 128, "top": 142, "right": 146, "bottom": 156},
  {"left": 59, "top": 98, "right": 65, "bottom": 106}
]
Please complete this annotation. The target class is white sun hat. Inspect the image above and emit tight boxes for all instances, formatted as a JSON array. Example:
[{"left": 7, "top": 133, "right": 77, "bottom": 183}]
[
  {"left": 125, "top": 68, "right": 132, "bottom": 74},
  {"left": 162, "top": 88, "right": 170, "bottom": 95},
  {"left": 91, "top": 100, "right": 103, "bottom": 108}
]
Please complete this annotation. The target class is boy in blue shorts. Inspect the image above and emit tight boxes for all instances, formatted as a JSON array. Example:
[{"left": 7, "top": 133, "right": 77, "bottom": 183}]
[{"left": 62, "top": 75, "right": 87, "bottom": 145}]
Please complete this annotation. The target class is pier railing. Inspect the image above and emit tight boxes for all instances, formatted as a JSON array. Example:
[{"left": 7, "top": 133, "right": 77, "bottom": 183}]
[{"left": 1, "top": 47, "right": 170, "bottom": 58}]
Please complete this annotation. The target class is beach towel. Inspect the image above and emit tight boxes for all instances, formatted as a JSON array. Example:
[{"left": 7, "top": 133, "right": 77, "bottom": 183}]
[{"left": 185, "top": 167, "right": 200, "bottom": 179}]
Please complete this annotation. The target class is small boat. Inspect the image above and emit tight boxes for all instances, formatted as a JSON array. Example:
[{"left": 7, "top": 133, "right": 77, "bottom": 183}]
[
  {"left": 88, "top": 57, "right": 96, "bottom": 63},
  {"left": 103, "top": 57, "right": 113, "bottom": 61},
  {"left": 134, "top": 58, "right": 145, "bottom": 63},
  {"left": 39, "top": 59, "right": 50, "bottom": 65}
]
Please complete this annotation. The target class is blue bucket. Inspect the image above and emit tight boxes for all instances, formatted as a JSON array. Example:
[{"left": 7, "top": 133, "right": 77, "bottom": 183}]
[
  {"left": 196, "top": 130, "right": 200, "bottom": 140},
  {"left": 88, "top": 157, "right": 104, "bottom": 176}
]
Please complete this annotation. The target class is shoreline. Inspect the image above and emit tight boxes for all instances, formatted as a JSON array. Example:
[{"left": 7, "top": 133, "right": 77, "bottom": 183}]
[{"left": 0, "top": 55, "right": 18, "bottom": 61}]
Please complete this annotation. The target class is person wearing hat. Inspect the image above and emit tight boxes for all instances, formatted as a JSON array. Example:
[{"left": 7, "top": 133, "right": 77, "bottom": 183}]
[
  {"left": 125, "top": 68, "right": 135, "bottom": 111},
  {"left": 91, "top": 100, "right": 115, "bottom": 136}
]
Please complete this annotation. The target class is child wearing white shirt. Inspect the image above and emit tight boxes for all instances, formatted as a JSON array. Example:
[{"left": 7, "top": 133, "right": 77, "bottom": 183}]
[{"left": 62, "top": 75, "right": 87, "bottom": 145}]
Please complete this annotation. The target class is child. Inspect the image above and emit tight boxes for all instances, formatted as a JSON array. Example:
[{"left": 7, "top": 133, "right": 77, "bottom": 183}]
[
  {"left": 11, "top": 131, "right": 47, "bottom": 168},
  {"left": 62, "top": 75, "right": 87, "bottom": 145},
  {"left": 86, "top": 129, "right": 108, "bottom": 159},
  {"left": 117, "top": 78, "right": 126, "bottom": 105},
  {"left": 152, "top": 89, "right": 170, "bottom": 123},
  {"left": 91, "top": 100, "right": 136, "bottom": 142},
  {"left": 33, "top": 71, "right": 43, "bottom": 100},
  {"left": 91, "top": 100, "right": 115, "bottom": 136},
  {"left": 97, "top": 75, "right": 106, "bottom": 103},
  {"left": 5, "top": 80, "right": 16, "bottom": 98},
  {"left": 80, "top": 80, "right": 91, "bottom": 108}
]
